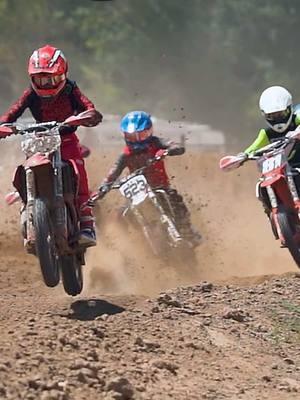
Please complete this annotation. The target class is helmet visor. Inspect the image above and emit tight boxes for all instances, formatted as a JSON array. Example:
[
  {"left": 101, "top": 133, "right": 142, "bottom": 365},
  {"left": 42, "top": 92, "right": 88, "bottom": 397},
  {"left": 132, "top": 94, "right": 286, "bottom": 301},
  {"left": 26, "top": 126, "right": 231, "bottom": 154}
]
[
  {"left": 125, "top": 128, "right": 152, "bottom": 143},
  {"left": 31, "top": 73, "right": 65, "bottom": 89},
  {"left": 265, "top": 108, "right": 291, "bottom": 124}
]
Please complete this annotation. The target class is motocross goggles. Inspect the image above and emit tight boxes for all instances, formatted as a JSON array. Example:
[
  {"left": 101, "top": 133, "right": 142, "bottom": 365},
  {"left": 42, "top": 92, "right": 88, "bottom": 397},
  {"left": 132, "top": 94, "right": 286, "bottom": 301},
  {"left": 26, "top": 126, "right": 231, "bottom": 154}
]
[
  {"left": 124, "top": 127, "right": 153, "bottom": 143},
  {"left": 31, "top": 73, "right": 66, "bottom": 89},
  {"left": 265, "top": 107, "right": 291, "bottom": 124}
]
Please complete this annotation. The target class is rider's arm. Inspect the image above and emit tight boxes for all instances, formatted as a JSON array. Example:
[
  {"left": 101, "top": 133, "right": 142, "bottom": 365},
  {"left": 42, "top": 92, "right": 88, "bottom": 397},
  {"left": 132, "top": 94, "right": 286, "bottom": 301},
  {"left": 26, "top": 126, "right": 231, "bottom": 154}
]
[
  {"left": 72, "top": 83, "right": 102, "bottom": 126},
  {"left": 0, "top": 87, "right": 33, "bottom": 123},
  {"left": 295, "top": 113, "right": 300, "bottom": 126},
  {"left": 72, "top": 84, "right": 96, "bottom": 112},
  {"left": 102, "top": 154, "right": 127, "bottom": 185},
  {"left": 154, "top": 137, "right": 185, "bottom": 156},
  {"left": 244, "top": 129, "right": 270, "bottom": 155}
]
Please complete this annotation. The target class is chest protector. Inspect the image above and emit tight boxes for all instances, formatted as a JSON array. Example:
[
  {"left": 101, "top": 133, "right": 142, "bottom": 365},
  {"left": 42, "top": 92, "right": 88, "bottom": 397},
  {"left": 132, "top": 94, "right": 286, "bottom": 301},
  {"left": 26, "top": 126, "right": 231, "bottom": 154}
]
[{"left": 123, "top": 143, "right": 170, "bottom": 188}]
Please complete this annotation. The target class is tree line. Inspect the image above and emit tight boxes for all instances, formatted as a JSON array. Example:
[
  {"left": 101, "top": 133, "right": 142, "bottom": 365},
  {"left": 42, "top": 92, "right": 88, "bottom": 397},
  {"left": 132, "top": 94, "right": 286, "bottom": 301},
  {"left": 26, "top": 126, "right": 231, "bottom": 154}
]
[{"left": 0, "top": 0, "right": 299, "bottom": 143}]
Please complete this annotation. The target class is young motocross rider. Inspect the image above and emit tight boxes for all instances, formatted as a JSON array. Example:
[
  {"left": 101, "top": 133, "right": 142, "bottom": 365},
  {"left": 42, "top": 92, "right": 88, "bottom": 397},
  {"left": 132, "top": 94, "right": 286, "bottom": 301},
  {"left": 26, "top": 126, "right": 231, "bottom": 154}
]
[
  {"left": 236, "top": 85, "right": 300, "bottom": 212},
  {"left": 91, "top": 110, "right": 201, "bottom": 247},
  {"left": 0, "top": 45, "right": 102, "bottom": 247}
]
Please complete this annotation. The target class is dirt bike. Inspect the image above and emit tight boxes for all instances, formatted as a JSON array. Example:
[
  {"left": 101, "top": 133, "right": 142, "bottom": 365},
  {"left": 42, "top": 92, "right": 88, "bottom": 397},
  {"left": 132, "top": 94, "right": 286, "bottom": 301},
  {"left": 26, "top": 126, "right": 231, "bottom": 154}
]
[
  {"left": 220, "top": 129, "right": 300, "bottom": 269},
  {"left": 0, "top": 110, "right": 95, "bottom": 295},
  {"left": 90, "top": 153, "right": 196, "bottom": 258}
]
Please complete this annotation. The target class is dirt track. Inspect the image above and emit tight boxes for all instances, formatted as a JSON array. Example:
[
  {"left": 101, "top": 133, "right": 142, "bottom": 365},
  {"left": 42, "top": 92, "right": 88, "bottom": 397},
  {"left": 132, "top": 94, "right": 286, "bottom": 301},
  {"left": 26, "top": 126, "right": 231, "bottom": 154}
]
[{"left": 0, "top": 134, "right": 299, "bottom": 399}]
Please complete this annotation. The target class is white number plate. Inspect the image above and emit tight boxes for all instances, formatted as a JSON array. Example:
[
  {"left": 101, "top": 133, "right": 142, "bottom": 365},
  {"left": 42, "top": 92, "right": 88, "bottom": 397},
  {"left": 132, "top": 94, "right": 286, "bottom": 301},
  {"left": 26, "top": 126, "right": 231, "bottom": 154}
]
[
  {"left": 119, "top": 174, "right": 148, "bottom": 205},
  {"left": 262, "top": 154, "right": 282, "bottom": 174}
]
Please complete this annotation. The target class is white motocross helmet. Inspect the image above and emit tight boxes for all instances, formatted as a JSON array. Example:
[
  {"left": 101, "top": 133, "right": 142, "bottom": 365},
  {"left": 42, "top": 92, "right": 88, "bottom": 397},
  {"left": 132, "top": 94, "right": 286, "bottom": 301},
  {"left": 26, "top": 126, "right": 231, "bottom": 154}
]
[{"left": 259, "top": 86, "right": 293, "bottom": 133}]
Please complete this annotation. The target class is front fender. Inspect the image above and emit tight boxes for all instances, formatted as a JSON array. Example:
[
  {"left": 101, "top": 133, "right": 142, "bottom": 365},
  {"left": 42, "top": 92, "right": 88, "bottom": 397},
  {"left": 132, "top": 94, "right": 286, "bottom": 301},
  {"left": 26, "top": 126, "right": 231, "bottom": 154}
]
[
  {"left": 260, "top": 174, "right": 285, "bottom": 188},
  {"left": 24, "top": 153, "right": 51, "bottom": 169}
]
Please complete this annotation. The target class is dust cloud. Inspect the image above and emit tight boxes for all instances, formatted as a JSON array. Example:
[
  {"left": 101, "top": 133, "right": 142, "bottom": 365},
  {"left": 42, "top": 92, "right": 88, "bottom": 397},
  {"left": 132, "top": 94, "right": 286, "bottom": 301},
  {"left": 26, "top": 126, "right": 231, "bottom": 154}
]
[
  {"left": 84, "top": 147, "right": 297, "bottom": 296},
  {"left": 0, "top": 135, "right": 297, "bottom": 297}
]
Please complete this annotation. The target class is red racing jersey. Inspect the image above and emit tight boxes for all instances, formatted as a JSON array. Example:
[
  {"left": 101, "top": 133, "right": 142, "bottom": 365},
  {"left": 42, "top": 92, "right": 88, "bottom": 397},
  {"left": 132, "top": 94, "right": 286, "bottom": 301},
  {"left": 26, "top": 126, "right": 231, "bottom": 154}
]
[
  {"left": 0, "top": 79, "right": 97, "bottom": 137},
  {"left": 103, "top": 136, "right": 185, "bottom": 188}
]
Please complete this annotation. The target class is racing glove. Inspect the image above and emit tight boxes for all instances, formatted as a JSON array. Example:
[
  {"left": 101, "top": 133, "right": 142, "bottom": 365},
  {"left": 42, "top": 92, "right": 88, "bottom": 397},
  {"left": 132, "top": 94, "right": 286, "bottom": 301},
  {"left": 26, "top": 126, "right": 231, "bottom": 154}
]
[{"left": 155, "top": 149, "right": 168, "bottom": 159}]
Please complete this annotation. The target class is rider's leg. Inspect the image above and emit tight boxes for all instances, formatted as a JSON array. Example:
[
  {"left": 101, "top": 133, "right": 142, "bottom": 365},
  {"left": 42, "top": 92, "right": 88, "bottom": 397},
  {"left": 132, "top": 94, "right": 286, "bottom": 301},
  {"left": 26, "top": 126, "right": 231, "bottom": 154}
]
[
  {"left": 61, "top": 139, "right": 96, "bottom": 247},
  {"left": 76, "top": 160, "right": 96, "bottom": 246}
]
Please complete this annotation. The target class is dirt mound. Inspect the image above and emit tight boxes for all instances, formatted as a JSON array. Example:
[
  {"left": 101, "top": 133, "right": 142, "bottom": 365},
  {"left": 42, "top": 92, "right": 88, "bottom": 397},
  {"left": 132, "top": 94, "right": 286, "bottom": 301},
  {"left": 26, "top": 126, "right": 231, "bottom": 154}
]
[{"left": 0, "top": 273, "right": 299, "bottom": 399}]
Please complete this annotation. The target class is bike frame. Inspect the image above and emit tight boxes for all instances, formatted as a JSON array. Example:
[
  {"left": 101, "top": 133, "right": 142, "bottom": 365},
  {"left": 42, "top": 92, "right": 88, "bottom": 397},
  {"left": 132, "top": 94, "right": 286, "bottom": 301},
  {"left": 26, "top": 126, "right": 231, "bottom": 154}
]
[
  {"left": 12, "top": 127, "right": 80, "bottom": 254},
  {"left": 257, "top": 147, "right": 300, "bottom": 243}
]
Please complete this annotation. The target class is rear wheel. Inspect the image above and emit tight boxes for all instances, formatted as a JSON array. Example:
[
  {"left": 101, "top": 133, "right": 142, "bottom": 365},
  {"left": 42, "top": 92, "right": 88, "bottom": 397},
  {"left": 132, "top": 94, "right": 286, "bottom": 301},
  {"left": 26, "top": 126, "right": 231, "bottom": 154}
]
[
  {"left": 277, "top": 209, "right": 300, "bottom": 269},
  {"left": 33, "top": 198, "right": 60, "bottom": 287}
]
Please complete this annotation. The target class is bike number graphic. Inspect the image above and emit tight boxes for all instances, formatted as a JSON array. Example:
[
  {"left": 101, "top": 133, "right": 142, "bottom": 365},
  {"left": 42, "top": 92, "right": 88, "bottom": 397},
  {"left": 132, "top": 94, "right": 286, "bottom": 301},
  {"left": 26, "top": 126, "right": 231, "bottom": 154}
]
[
  {"left": 119, "top": 175, "right": 148, "bottom": 205},
  {"left": 262, "top": 154, "right": 282, "bottom": 174}
]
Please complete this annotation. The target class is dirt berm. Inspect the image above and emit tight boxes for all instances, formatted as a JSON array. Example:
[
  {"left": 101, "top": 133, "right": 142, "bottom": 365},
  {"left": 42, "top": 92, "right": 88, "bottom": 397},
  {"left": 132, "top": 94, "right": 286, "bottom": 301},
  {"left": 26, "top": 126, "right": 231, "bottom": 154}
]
[{"left": 0, "top": 135, "right": 299, "bottom": 399}]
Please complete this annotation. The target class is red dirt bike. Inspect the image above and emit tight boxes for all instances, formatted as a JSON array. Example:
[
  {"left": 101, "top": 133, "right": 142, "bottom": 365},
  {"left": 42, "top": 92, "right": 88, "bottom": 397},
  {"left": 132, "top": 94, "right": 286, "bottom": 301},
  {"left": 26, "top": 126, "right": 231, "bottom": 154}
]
[
  {"left": 220, "top": 130, "right": 300, "bottom": 269},
  {"left": 1, "top": 111, "right": 95, "bottom": 295}
]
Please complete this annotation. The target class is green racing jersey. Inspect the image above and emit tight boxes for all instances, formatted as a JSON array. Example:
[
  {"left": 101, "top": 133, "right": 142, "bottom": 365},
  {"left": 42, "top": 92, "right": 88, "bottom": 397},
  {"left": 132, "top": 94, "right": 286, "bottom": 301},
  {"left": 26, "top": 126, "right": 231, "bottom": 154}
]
[{"left": 244, "top": 113, "right": 300, "bottom": 165}]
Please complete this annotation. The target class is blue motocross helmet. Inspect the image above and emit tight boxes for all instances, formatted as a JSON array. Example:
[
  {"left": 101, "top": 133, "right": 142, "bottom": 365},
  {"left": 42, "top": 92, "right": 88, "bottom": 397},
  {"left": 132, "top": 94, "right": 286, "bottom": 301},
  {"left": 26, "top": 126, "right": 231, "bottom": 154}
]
[{"left": 120, "top": 111, "right": 153, "bottom": 150}]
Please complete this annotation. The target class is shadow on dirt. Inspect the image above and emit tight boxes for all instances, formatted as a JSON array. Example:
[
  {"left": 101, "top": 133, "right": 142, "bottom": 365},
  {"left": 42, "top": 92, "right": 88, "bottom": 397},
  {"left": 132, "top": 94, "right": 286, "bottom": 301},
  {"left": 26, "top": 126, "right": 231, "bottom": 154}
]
[{"left": 68, "top": 299, "right": 126, "bottom": 321}]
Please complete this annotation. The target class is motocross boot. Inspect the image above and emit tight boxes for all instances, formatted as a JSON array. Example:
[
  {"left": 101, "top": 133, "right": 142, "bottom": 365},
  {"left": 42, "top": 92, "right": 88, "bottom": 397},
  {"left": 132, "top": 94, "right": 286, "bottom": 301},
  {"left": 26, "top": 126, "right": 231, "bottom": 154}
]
[
  {"left": 78, "top": 203, "right": 97, "bottom": 247},
  {"left": 79, "top": 227, "right": 97, "bottom": 247}
]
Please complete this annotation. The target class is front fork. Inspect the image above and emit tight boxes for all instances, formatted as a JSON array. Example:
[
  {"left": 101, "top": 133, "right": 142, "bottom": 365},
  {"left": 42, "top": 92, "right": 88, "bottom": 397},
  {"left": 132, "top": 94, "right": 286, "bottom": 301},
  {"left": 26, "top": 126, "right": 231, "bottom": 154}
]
[
  {"left": 24, "top": 167, "right": 35, "bottom": 250},
  {"left": 256, "top": 181, "right": 280, "bottom": 240},
  {"left": 52, "top": 151, "right": 68, "bottom": 250},
  {"left": 150, "top": 192, "right": 182, "bottom": 244}
]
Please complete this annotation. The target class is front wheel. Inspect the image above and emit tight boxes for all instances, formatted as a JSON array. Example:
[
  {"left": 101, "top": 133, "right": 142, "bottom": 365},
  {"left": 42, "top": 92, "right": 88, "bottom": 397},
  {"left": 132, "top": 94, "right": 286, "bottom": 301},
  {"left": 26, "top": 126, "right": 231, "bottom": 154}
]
[
  {"left": 33, "top": 198, "right": 60, "bottom": 287},
  {"left": 142, "top": 222, "right": 168, "bottom": 257},
  {"left": 277, "top": 210, "right": 300, "bottom": 269},
  {"left": 60, "top": 254, "right": 83, "bottom": 296}
]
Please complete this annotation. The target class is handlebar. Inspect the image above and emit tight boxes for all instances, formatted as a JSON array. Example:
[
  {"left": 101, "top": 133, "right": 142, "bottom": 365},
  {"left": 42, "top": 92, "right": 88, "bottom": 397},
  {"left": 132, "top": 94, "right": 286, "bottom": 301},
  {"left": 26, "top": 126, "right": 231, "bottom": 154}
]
[
  {"left": 87, "top": 152, "right": 169, "bottom": 206},
  {"left": 248, "top": 137, "right": 290, "bottom": 159},
  {"left": 22, "top": 121, "right": 59, "bottom": 132},
  {"left": 0, "top": 110, "right": 99, "bottom": 138},
  {"left": 220, "top": 133, "right": 299, "bottom": 172},
  {"left": 0, "top": 121, "right": 64, "bottom": 137},
  {"left": 7, "top": 121, "right": 64, "bottom": 135}
]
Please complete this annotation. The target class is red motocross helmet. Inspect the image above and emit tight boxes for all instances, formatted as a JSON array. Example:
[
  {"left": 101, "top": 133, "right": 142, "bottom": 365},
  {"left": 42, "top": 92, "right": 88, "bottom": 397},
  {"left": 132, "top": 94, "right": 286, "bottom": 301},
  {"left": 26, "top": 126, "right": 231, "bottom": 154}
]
[{"left": 28, "top": 45, "right": 68, "bottom": 97}]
